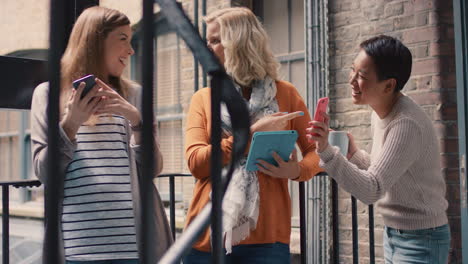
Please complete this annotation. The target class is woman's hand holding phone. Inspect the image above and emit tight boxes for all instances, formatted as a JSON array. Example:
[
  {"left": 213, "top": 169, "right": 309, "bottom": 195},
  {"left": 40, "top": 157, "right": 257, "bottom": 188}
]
[
  {"left": 61, "top": 81, "right": 104, "bottom": 140},
  {"left": 306, "top": 113, "right": 330, "bottom": 152},
  {"left": 306, "top": 97, "right": 330, "bottom": 152}
]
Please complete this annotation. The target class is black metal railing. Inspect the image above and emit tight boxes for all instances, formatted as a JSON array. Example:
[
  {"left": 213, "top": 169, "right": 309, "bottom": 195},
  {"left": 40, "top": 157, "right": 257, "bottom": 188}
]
[
  {"left": 0, "top": 179, "right": 41, "bottom": 264},
  {"left": 0, "top": 177, "right": 376, "bottom": 264},
  {"left": 156, "top": 173, "right": 192, "bottom": 239},
  {"left": 330, "top": 176, "right": 376, "bottom": 264},
  {"left": 0, "top": 174, "right": 190, "bottom": 264}
]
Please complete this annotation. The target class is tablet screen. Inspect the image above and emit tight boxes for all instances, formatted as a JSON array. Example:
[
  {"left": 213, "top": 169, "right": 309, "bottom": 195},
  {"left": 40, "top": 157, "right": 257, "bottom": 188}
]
[{"left": 245, "top": 130, "right": 298, "bottom": 171}]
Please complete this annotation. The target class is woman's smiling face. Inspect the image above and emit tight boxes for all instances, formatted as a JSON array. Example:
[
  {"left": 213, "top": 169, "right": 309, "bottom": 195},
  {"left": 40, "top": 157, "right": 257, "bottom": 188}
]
[
  {"left": 103, "top": 25, "right": 134, "bottom": 78},
  {"left": 349, "top": 49, "right": 389, "bottom": 106}
]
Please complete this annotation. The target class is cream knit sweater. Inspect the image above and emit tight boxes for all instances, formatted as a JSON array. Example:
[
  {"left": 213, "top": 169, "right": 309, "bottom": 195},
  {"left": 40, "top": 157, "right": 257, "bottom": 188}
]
[{"left": 319, "top": 95, "right": 448, "bottom": 230}]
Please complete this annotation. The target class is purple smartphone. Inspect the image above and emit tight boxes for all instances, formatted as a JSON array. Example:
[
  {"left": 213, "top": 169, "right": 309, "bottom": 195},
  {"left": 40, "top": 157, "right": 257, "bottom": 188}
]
[{"left": 72, "top": 74, "right": 96, "bottom": 99}]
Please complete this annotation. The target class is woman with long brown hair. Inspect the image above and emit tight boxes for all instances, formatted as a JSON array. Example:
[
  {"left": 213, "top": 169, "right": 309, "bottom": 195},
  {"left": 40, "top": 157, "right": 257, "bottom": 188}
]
[{"left": 31, "top": 6, "right": 172, "bottom": 264}]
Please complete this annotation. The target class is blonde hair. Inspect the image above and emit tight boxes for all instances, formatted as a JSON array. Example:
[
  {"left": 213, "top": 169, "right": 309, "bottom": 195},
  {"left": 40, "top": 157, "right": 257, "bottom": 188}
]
[
  {"left": 60, "top": 6, "right": 131, "bottom": 115},
  {"left": 204, "top": 7, "right": 279, "bottom": 86}
]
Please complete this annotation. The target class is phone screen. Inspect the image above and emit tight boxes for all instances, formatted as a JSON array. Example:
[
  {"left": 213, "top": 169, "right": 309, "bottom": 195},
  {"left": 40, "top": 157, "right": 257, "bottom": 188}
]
[
  {"left": 72, "top": 74, "right": 96, "bottom": 99},
  {"left": 313, "top": 97, "right": 329, "bottom": 122}
]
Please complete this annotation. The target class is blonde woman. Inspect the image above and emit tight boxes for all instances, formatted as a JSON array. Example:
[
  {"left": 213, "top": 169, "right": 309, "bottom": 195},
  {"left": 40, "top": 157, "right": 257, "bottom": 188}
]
[
  {"left": 30, "top": 7, "right": 172, "bottom": 264},
  {"left": 183, "top": 7, "right": 322, "bottom": 263}
]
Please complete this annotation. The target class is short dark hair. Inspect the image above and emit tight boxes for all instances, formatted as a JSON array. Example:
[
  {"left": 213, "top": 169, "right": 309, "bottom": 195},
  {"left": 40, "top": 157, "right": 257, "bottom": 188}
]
[{"left": 359, "top": 35, "right": 412, "bottom": 92}]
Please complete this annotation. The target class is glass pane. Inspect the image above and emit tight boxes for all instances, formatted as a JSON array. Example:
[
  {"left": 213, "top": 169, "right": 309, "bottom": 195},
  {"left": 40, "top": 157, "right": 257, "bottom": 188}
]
[
  {"left": 289, "top": 180, "right": 300, "bottom": 227},
  {"left": 99, "top": 0, "right": 143, "bottom": 25},
  {"left": 279, "top": 62, "right": 290, "bottom": 83},
  {"left": 155, "top": 120, "right": 184, "bottom": 201},
  {"left": 263, "top": 0, "right": 289, "bottom": 54},
  {"left": 1, "top": 2, "right": 49, "bottom": 203},
  {"left": 291, "top": 0, "right": 305, "bottom": 52},
  {"left": 291, "top": 60, "right": 306, "bottom": 99},
  {"left": 159, "top": 119, "right": 183, "bottom": 173},
  {"left": 155, "top": 32, "right": 181, "bottom": 114}
]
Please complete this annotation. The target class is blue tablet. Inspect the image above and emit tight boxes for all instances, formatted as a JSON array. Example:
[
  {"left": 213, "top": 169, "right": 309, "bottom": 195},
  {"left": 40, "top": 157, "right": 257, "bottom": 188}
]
[{"left": 245, "top": 130, "right": 299, "bottom": 171}]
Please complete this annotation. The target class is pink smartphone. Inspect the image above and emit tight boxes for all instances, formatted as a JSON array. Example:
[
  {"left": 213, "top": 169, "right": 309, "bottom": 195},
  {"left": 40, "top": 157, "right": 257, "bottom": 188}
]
[
  {"left": 313, "top": 97, "right": 329, "bottom": 122},
  {"left": 310, "top": 97, "right": 329, "bottom": 138}
]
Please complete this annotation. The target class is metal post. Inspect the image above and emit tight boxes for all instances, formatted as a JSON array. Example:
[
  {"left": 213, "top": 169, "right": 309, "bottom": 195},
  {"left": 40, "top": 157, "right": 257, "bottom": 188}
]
[
  {"left": 170, "top": 176, "right": 176, "bottom": 240},
  {"left": 201, "top": 0, "right": 208, "bottom": 87},
  {"left": 351, "top": 196, "right": 358, "bottom": 264},
  {"left": 141, "top": 0, "right": 157, "bottom": 262},
  {"left": 331, "top": 179, "right": 339, "bottom": 264},
  {"left": 194, "top": 0, "right": 199, "bottom": 92},
  {"left": 453, "top": 0, "right": 468, "bottom": 262},
  {"left": 299, "top": 182, "right": 307, "bottom": 264},
  {"left": 45, "top": 0, "right": 66, "bottom": 262},
  {"left": 2, "top": 185, "right": 9, "bottom": 264},
  {"left": 210, "top": 74, "right": 224, "bottom": 263},
  {"left": 369, "top": 205, "right": 375, "bottom": 264}
]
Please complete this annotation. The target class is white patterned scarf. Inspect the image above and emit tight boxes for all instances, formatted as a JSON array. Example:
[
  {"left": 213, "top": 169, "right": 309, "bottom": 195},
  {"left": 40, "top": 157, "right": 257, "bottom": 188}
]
[{"left": 219, "top": 76, "right": 278, "bottom": 254}]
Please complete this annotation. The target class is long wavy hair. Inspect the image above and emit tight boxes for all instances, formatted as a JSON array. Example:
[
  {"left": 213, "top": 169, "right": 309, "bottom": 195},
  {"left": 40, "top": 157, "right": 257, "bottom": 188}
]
[
  {"left": 204, "top": 7, "right": 279, "bottom": 87},
  {"left": 60, "top": 6, "right": 131, "bottom": 116}
]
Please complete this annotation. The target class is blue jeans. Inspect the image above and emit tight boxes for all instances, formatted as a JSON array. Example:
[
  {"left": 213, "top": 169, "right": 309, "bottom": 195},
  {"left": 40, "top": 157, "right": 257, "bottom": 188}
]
[
  {"left": 384, "top": 224, "right": 450, "bottom": 263},
  {"left": 183, "top": 242, "right": 290, "bottom": 264},
  {"left": 66, "top": 260, "right": 138, "bottom": 264}
]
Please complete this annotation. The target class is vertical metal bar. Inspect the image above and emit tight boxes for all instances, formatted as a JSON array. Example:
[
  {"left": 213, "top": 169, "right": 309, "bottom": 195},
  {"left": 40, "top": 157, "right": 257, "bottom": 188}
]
[
  {"left": 299, "top": 182, "right": 307, "bottom": 264},
  {"left": 141, "top": 0, "right": 156, "bottom": 262},
  {"left": 351, "top": 196, "right": 358, "bottom": 264},
  {"left": 314, "top": 179, "right": 318, "bottom": 262},
  {"left": 45, "top": 0, "right": 66, "bottom": 262},
  {"left": 306, "top": 178, "right": 314, "bottom": 261},
  {"left": 323, "top": 177, "right": 328, "bottom": 263},
  {"left": 332, "top": 179, "right": 339, "bottom": 264},
  {"left": 201, "top": 0, "right": 208, "bottom": 87},
  {"left": 326, "top": 177, "right": 329, "bottom": 263},
  {"left": 453, "top": 0, "right": 468, "bottom": 261},
  {"left": 210, "top": 74, "right": 223, "bottom": 264},
  {"left": 170, "top": 176, "right": 176, "bottom": 240},
  {"left": 369, "top": 205, "right": 375, "bottom": 264},
  {"left": 2, "top": 185, "right": 9, "bottom": 264},
  {"left": 194, "top": 0, "right": 199, "bottom": 92}
]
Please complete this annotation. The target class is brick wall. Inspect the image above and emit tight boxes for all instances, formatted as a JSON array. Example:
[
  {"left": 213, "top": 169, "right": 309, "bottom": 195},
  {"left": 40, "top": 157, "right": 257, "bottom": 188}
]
[{"left": 328, "top": 0, "right": 459, "bottom": 263}]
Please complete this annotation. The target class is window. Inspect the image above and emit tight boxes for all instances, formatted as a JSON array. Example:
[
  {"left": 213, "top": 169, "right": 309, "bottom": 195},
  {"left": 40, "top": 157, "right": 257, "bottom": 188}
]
[
  {"left": 255, "top": 0, "right": 306, "bottom": 98},
  {"left": 132, "top": 16, "right": 186, "bottom": 203},
  {"left": 254, "top": 0, "right": 305, "bottom": 228},
  {"left": 1, "top": 49, "right": 48, "bottom": 203}
]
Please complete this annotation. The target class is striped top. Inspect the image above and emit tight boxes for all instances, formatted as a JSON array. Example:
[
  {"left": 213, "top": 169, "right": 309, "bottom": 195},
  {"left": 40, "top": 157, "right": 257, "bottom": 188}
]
[{"left": 62, "top": 115, "right": 138, "bottom": 261}]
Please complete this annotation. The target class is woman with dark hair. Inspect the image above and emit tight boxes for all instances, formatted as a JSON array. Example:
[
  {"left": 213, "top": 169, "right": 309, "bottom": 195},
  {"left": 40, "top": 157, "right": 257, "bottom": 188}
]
[
  {"left": 30, "top": 6, "right": 172, "bottom": 264},
  {"left": 307, "top": 35, "right": 450, "bottom": 263}
]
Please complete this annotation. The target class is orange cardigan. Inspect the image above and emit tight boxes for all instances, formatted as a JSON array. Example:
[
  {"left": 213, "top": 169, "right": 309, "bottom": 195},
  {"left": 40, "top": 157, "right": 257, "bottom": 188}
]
[{"left": 184, "top": 80, "right": 323, "bottom": 252}]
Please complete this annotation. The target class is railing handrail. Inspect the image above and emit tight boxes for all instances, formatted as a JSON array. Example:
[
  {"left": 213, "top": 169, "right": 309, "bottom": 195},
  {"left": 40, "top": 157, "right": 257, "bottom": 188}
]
[
  {"left": 0, "top": 179, "right": 41, "bottom": 188},
  {"left": 157, "top": 173, "right": 192, "bottom": 178},
  {"left": 0, "top": 175, "right": 377, "bottom": 264}
]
